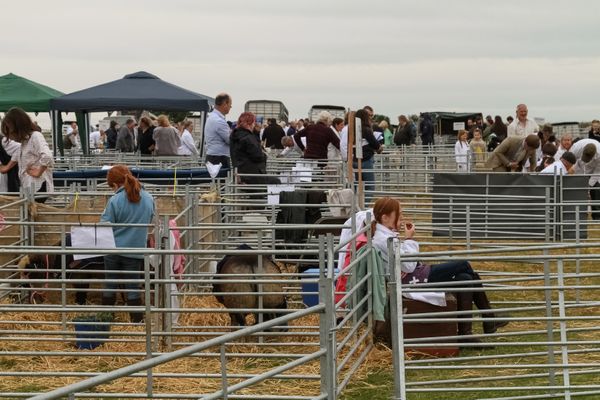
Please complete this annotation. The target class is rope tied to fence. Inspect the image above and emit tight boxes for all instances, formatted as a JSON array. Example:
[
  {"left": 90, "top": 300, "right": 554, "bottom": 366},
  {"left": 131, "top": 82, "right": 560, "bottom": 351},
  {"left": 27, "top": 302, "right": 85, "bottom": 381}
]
[{"left": 173, "top": 167, "right": 177, "bottom": 197}]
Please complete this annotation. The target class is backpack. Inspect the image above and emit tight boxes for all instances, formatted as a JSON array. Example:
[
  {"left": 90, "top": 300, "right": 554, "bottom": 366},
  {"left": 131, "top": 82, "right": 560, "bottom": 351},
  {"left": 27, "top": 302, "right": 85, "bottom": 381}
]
[
  {"left": 63, "top": 134, "right": 73, "bottom": 149},
  {"left": 409, "top": 123, "right": 417, "bottom": 143}
]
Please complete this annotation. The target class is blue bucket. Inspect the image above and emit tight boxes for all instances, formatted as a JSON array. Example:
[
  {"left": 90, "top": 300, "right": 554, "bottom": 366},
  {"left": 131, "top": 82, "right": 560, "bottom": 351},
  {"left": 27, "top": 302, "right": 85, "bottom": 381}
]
[
  {"left": 73, "top": 321, "right": 111, "bottom": 350},
  {"left": 301, "top": 268, "right": 338, "bottom": 307}
]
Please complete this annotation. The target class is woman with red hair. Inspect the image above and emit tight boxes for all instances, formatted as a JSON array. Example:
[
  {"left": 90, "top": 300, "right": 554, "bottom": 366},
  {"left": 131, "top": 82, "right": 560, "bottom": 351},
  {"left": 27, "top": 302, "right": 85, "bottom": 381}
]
[
  {"left": 101, "top": 165, "right": 155, "bottom": 322},
  {"left": 230, "top": 112, "right": 280, "bottom": 185}
]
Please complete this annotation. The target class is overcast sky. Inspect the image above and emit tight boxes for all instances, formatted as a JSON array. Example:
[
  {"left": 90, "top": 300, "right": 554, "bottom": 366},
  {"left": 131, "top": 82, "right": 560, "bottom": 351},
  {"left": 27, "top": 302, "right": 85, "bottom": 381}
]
[{"left": 2, "top": 0, "right": 599, "bottom": 123}]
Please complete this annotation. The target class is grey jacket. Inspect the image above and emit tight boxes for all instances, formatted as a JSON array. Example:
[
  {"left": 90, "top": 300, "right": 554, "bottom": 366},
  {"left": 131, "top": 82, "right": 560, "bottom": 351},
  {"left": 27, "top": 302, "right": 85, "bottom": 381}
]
[
  {"left": 116, "top": 126, "right": 134, "bottom": 152},
  {"left": 153, "top": 126, "right": 181, "bottom": 156}
]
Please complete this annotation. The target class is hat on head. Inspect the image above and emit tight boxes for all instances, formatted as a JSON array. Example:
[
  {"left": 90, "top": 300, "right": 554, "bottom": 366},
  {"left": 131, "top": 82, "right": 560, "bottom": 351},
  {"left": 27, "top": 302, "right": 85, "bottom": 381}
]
[
  {"left": 524, "top": 134, "right": 540, "bottom": 149},
  {"left": 582, "top": 143, "right": 597, "bottom": 163},
  {"left": 561, "top": 151, "right": 576, "bottom": 165}
]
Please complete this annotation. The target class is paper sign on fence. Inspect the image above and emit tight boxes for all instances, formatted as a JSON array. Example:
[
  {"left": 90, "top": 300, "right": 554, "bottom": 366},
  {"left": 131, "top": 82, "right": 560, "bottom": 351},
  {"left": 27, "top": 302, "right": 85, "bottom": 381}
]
[
  {"left": 291, "top": 163, "right": 312, "bottom": 183},
  {"left": 267, "top": 185, "right": 295, "bottom": 205},
  {"left": 70, "top": 226, "right": 116, "bottom": 260}
]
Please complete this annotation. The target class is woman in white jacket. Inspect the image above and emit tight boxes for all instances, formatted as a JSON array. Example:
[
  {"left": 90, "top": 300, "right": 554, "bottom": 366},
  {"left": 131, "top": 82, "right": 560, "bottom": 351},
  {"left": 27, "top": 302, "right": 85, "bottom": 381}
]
[
  {"left": 370, "top": 197, "right": 507, "bottom": 344},
  {"left": 178, "top": 120, "right": 199, "bottom": 156}
]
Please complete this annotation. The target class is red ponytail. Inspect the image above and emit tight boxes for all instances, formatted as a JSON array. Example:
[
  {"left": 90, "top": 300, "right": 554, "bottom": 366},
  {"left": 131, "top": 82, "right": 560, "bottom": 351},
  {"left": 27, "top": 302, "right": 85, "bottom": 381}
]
[{"left": 106, "top": 165, "right": 142, "bottom": 203}]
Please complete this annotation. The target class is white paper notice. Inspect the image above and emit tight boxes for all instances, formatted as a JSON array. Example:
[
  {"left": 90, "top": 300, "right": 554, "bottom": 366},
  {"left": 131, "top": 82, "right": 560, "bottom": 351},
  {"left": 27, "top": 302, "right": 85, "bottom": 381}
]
[
  {"left": 291, "top": 163, "right": 312, "bottom": 183},
  {"left": 453, "top": 122, "right": 465, "bottom": 131},
  {"left": 70, "top": 226, "right": 116, "bottom": 260}
]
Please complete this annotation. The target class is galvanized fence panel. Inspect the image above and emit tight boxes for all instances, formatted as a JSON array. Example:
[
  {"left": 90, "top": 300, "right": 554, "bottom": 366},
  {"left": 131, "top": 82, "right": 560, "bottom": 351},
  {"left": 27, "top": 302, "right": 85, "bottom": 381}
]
[
  {"left": 385, "top": 220, "right": 600, "bottom": 399},
  {"left": 0, "top": 188, "right": 371, "bottom": 399}
]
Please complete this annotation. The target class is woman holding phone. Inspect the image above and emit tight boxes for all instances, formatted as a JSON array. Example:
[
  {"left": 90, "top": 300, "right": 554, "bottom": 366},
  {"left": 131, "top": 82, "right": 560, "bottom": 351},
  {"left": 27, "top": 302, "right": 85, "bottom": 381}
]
[{"left": 370, "top": 197, "right": 507, "bottom": 343}]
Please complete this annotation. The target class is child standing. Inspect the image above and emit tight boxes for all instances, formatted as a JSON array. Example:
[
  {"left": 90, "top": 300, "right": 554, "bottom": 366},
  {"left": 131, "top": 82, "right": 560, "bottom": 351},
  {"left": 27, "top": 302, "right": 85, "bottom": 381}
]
[
  {"left": 469, "top": 128, "right": 487, "bottom": 170},
  {"left": 455, "top": 129, "right": 470, "bottom": 172}
]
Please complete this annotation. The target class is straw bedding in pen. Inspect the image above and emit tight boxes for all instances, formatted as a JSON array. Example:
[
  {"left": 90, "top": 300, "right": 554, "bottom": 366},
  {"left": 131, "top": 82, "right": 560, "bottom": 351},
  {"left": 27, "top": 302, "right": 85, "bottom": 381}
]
[{"left": 0, "top": 291, "right": 369, "bottom": 397}]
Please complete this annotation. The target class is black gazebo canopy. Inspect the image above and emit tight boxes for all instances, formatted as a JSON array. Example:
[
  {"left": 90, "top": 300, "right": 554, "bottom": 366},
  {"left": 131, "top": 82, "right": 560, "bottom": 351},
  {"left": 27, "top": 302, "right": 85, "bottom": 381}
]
[
  {"left": 50, "top": 71, "right": 214, "bottom": 154},
  {"left": 51, "top": 71, "right": 214, "bottom": 112}
]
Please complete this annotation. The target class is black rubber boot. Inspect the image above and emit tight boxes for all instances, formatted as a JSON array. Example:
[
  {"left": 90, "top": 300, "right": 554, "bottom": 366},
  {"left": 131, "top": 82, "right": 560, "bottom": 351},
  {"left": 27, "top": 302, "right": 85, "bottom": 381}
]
[
  {"left": 456, "top": 291, "right": 479, "bottom": 341},
  {"left": 472, "top": 290, "right": 509, "bottom": 334},
  {"left": 456, "top": 291, "right": 493, "bottom": 350}
]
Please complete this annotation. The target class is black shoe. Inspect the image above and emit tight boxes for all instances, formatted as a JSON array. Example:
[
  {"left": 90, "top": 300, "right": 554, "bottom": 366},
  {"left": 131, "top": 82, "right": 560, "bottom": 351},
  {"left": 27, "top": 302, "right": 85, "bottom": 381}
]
[
  {"left": 458, "top": 337, "right": 491, "bottom": 350},
  {"left": 483, "top": 316, "right": 510, "bottom": 334},
  {"left": 458, "top": 338, "right": 494, "bottom": 350}
]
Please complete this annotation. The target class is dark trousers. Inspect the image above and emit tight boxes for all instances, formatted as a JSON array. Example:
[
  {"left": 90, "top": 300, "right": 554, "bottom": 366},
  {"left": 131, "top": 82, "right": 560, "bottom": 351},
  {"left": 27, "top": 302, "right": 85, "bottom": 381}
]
[
  {"left": 427, "top": 260, "right": 479, "bottom": 286},
  {"left": 590, "top": 183, "right": 600, "bottom": 220},
  {"left": 103, "top": 255, "right": 143, "bottom": 304},
  {"left": 206, "top": 155, "right": 230, "bottom": 169},
  {"left": 35, "top": 181, "right": 48, "bottom": 204}
]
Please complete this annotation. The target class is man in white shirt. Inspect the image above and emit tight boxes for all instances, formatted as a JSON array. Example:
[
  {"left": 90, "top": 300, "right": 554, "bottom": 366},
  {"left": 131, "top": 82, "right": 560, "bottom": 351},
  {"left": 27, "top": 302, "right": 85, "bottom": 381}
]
[
  {"left": 89, "top": 129, "right": 102, "bottom": 150},
  {"left": 540, "top": 151, "right": 576, "bottom": 175},
  {"left": 569, "top": 138, "right": 600, "bottom": 220},
  {"left": 204, "top": 93, "right": 232, "bottom": 168},
  {"left": 569, "top": 139, "right": 600, "bottom": 176},
  {"left": 507, "top": 104, "right": 539, "bottom": 138}
]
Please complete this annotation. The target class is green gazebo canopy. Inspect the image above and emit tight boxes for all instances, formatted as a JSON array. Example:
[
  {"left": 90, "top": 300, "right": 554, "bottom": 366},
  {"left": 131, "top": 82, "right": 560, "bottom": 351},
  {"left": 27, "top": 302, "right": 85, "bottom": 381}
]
[{"left": 0, "top": 73, "right": 64, "bottom": 112}]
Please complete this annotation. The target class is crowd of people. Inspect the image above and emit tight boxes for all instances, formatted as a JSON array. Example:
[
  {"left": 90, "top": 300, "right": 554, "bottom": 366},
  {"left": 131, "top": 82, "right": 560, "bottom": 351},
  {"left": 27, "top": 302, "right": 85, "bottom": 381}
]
[
  {"left": 2, "top": 100, "right": 599, "bottom": 200},
  {"left": 72, "top": 116, "right": 199, "bottom": 157},
  {"left": 449, "top": 104, "right": 600, "bottom": 181}
]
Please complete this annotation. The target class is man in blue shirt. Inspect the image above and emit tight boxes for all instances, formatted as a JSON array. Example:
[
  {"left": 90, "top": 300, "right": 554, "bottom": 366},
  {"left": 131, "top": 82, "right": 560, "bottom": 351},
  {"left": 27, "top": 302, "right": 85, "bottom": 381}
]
[{"left": 204, "top": 93, "right": 233, "bottom": 168}]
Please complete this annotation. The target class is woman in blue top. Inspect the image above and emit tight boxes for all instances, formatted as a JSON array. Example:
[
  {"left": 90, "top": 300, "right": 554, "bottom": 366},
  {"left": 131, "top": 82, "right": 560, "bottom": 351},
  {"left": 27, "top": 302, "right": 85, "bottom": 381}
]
[{"left": 101, "top": 165, "right": 155, "bottom": 322}]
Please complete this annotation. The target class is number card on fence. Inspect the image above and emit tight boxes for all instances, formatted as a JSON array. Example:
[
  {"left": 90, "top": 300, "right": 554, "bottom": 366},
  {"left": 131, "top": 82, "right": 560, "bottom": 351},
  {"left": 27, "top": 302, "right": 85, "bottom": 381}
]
[{"left": 70, "top": 226, "right": 116, "bottom": 260}]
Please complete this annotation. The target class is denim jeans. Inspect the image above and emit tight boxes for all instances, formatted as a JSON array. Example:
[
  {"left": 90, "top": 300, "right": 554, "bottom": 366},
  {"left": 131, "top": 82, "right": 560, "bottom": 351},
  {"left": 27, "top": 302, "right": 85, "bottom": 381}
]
[
  {"left": 353, "top": 157, "right": 375, "bottom": 203},
  {"left": 103, "top": 255, "right": 143, "bottom": 303}
]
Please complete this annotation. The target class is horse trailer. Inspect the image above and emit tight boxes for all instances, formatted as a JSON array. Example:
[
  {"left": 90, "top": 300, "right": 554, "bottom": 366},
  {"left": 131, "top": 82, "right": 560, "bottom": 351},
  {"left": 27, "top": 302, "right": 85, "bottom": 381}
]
[
  {"left": 308, "top": 105, "right": 346, "bottom": 122},
  {"left": 244, "top": 100, "right": 289, "bottom": 123}
]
